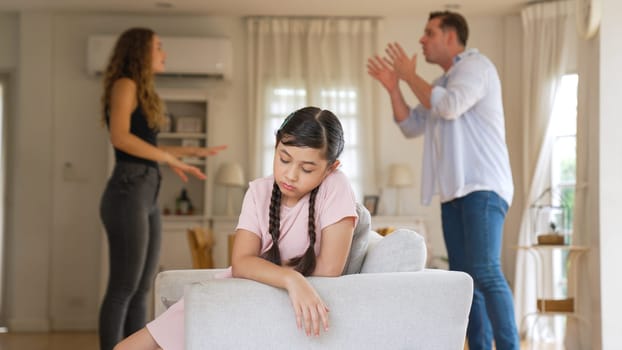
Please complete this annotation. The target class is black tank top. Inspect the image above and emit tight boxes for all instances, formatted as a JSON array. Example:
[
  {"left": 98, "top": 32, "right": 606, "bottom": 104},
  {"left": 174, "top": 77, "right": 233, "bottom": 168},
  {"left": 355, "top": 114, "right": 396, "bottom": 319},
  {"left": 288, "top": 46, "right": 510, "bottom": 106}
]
[{"left": 106, "top": 106, "right": 158, "bottom": 168}]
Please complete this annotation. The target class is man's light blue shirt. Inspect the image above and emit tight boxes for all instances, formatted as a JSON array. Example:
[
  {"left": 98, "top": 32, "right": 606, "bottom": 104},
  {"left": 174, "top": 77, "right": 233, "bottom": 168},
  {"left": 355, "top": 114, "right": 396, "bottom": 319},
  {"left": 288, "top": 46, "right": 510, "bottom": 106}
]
[{"left": 397, "top": 48, "right": 514, "bottom": 206}]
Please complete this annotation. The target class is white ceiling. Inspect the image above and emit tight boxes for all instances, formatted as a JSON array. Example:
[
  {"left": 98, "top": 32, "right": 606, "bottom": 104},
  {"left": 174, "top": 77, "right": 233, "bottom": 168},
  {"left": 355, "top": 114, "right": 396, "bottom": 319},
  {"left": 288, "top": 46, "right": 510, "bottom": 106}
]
[{"left": 0, "top": 0, "right": 527, "bottom": 17}]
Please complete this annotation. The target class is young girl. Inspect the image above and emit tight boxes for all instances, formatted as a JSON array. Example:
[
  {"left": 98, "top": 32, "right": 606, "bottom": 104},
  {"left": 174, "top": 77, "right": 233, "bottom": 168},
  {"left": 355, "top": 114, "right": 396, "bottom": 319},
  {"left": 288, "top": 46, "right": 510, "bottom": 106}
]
[
  {"left": 99, "top": 27, "right": 226, "bottom": 350},
  {"left": 114, "top": 106, "right": 358, "bottom": 350}
]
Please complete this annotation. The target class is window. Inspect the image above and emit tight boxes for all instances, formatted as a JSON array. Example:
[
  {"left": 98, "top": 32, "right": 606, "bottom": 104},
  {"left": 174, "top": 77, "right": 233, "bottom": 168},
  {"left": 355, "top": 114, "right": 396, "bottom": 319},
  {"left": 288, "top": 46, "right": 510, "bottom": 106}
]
[
  {"left": 550, "top": 73, "right": 578, "bottom": 233},
  {"left": 547, "top": 73, "right": 577, "bottom": 342},
  {"left": 262, "top": 86, "right": 362, "bottom": 198}
]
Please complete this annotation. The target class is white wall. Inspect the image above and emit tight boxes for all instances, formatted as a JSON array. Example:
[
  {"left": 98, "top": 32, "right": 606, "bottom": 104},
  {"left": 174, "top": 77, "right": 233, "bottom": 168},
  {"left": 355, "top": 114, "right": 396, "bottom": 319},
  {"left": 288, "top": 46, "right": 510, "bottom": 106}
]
[
  {"left": 500, "top": 15, "right": 524, "bottom": 287},
  {"left": 0, "top": 13, "right": 18, "bottom": 71},
  {"left": 0, "top": 12, "right": 18, "bottom": 326},
  {"left": 8, "top": 12, "right": 56, "bottom": 331},
  {"left": 598, "top": 0, "right": 622, "bottom": 346}
]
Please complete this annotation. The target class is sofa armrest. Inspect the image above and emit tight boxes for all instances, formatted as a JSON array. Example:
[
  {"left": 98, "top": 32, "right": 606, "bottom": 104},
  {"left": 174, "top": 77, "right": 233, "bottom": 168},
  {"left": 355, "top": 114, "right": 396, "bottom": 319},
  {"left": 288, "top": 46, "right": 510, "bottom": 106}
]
[
  {"left": 185, "top": 270, "right": 473, "bottom": 349},
  {"left": 154, "top": 269, "right": 227, "bottom": 317}
]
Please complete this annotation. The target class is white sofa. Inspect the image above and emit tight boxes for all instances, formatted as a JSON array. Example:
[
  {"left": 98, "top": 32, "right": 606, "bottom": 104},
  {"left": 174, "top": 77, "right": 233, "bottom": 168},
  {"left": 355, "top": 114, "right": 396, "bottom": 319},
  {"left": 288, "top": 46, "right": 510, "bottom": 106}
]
[
  {"left": 153, "top": 206, "right": 473, "bottom": 349},
  {"left": 156, "top": 268, "right": 472, "bottom": 349}
]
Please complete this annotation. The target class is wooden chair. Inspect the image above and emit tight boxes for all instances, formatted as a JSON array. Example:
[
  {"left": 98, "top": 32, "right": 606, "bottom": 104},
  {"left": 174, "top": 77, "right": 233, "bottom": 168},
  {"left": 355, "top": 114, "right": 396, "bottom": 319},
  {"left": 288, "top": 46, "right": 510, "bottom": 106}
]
[
  {"left": 228, "top": 233, "right": 236, "bottom": 265},
  {"left": 186, "top": 227, "right": 215, "bottom": 269}
]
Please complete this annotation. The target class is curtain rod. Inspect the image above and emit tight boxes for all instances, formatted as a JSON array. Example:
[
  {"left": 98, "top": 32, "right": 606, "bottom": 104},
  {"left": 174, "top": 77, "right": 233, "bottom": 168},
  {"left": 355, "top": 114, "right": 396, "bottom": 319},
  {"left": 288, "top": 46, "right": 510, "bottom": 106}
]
[
  {"left": 243, "top": 15, "right": 381, "bottom": 20},
  {"left": 526, "top": 0, "right": 569, "bottom": 4}
]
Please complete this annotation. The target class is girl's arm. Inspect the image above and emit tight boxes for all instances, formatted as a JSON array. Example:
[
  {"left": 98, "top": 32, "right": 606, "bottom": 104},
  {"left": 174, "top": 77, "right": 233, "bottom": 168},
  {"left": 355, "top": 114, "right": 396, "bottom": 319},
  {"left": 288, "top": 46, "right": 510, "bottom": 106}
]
[
  {"left": 108, "top": 78, "right": 207, "bottom": 181},
  {"left": 312, "top": 217, "right": 355, "bottom": 277},
  {"left": 231, "top": 229, "right": 329, "bottom": 337},
  {"left": 230, "top": 229, "right": 300, "bottom": 289}
]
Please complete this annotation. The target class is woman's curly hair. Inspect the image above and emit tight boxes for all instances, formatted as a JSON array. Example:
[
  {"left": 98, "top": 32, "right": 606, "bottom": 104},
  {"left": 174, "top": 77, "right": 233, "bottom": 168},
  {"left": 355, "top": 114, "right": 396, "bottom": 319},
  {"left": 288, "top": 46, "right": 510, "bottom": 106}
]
[{"left": 100, "top": 27, "right": 164, "bottom": 129}]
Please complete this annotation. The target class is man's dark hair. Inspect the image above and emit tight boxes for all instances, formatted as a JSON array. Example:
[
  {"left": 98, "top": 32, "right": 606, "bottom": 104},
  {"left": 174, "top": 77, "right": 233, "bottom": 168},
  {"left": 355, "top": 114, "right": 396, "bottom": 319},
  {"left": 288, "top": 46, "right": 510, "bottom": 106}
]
[{"left": 429, "top": 11, "right": 469, "bottom": 47}]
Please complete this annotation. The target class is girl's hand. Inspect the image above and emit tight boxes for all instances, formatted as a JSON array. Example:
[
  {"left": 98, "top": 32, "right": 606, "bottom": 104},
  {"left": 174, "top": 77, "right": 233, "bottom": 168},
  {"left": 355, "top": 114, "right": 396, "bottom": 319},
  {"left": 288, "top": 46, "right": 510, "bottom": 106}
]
[{"left": 285, "top": 272, "right": 329, "bottom": 337}]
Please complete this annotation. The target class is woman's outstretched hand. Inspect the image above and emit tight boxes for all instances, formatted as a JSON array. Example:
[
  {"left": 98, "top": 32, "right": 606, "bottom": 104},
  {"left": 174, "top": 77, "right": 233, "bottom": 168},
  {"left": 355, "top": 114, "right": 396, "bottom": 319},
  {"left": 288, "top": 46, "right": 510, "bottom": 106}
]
[
  {"left": 285, "top": 272, "right": 330, "bottom": 337},
  {"left": 163, "top": 153, "right": 206, "bottom": 182},
  {"left": 192, "top": 144, "right": 228, "bottom": 157},
  {"left": 161, "top": 144, "right": 227, "bottom": 182},
  {"left": 169, "top": 163, "right": 206, "bottom": 182}
]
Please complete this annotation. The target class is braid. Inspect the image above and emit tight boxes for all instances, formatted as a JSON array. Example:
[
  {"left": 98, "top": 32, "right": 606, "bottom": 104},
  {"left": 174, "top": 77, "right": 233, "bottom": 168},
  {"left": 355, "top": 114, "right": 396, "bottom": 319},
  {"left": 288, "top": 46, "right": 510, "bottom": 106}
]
[
  {"left": 262, "top": 182, "right": 282, "bottom": 265},
  {"left": 288, "top": 186, "right": 319, "bottom": 276},
  {"left": 271, "top": 106, "right": 344, "bottom": 275}
]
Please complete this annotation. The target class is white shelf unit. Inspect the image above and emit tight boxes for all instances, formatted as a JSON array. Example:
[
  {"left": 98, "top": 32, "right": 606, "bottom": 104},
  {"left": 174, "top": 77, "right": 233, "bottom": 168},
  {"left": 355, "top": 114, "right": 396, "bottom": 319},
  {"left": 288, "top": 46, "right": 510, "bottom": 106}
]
[{"left": 157, "top": 88, "right": 213, "bottom": 229}]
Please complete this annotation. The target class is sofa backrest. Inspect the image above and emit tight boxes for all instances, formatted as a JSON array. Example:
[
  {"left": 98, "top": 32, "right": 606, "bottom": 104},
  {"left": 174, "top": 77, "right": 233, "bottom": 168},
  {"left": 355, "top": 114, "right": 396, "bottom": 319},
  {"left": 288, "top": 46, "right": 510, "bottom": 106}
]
[
  {"left": 342, "top": 203, "right": 372, "bottom": 275},
  {"left": 184, "top": 270, "right": 474, "bottom": 349}
]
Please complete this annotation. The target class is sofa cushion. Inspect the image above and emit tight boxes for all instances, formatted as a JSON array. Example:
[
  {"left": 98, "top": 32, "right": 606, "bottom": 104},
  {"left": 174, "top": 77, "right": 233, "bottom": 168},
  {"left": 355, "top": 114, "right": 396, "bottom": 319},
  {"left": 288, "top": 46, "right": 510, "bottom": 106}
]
[
  {"left": 360, "top": 229, "right": 427, "bottom": 273},
  {"left": 342, "top": 203, "right": 371, "bottom": 275}
]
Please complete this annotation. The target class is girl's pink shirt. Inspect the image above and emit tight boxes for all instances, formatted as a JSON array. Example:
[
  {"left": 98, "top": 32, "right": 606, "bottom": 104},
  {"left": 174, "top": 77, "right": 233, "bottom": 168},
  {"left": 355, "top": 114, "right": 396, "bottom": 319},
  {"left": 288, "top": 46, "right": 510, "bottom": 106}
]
[
  {"left": 237, "top": 169, "right": 358, "bottom": 260},
  {"left": 217, "top": 170, "right": 358, "bottom": 279}
]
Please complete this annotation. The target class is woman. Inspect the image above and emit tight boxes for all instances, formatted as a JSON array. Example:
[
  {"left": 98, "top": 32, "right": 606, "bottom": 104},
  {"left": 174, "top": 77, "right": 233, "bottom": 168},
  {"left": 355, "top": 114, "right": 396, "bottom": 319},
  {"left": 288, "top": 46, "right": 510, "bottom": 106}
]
[{"left": 98, "top": 27, "right": 226, "bottom": 350}]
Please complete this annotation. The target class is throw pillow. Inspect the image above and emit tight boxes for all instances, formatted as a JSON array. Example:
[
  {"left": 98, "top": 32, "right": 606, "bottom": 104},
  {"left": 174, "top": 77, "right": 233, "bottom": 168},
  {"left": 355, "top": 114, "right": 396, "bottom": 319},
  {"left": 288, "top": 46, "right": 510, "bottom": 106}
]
[
  {"left": 360, "top": 229, "right": 427, "bottom": 273},
  {"left": 342, "top": 203, "right": 371, "bottom": 275}
]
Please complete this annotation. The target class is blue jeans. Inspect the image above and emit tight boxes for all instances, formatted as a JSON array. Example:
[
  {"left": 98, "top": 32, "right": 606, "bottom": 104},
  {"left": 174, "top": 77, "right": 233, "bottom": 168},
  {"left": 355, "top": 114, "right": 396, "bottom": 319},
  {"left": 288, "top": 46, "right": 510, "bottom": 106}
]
[
  {"left": 99, "top": 162, "right": 162, "bottom": 350},
  {"left": 441, "top": 191, "right": 519, "bottom": 350}
]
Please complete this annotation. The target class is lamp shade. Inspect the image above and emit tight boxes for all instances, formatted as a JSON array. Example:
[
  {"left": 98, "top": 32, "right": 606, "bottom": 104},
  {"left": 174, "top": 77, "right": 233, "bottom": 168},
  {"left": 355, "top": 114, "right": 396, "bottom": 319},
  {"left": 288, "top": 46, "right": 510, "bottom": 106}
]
[
  {"left": 388, "top": 163, "right": 414, "bottom": 187},
  {"left": 216, "top": 162, "right": 245, "bottom": 187}
]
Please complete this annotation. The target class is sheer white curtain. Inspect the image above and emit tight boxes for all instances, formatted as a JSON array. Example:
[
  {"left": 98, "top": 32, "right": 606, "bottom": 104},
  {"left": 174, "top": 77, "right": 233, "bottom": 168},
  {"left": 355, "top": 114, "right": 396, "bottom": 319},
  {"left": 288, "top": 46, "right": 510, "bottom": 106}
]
[
  {"left": 245, "top": 17, "right": 379, "bottom": 198},
  {"left": 564, "top": 27, "right": 599, "bottom": 350},
  {"left": 513, "top": 0, "right": 573, "bottom": 340}
]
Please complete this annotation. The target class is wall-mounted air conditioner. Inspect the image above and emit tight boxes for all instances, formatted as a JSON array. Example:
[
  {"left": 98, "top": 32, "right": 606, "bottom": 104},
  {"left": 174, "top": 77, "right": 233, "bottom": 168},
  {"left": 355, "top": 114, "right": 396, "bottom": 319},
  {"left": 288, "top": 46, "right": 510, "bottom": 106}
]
[{"left": 87, "top": 35, "right": 233, "bottom": 79}]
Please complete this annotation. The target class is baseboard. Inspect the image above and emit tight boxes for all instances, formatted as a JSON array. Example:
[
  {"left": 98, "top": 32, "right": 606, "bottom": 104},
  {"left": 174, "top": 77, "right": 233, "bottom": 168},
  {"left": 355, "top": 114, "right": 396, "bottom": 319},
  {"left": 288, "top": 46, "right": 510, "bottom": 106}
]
[{"left": 8, "top": 317, "right": 50, "bottom": 332}]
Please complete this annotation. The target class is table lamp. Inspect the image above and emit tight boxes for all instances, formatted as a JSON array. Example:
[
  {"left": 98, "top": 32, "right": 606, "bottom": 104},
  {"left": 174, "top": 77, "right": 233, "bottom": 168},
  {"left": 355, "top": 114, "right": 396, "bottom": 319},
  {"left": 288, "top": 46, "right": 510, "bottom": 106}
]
[
  {"left": 216, "top": 162, "right": 245, "bottom": 216},
  {"left": 388, "top": 163, "right": 414, "bottom": 215}
]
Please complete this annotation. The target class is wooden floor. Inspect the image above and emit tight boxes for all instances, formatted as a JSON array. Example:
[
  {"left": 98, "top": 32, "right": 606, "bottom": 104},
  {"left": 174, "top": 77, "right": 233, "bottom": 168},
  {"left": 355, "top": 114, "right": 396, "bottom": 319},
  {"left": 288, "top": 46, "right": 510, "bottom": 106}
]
[
  {"left": 465, "top": 340, "right": 564, "bottom": 350},
  {"left": 0, "top": 331, "right": 563, "bottom": 350},
  {"left": 0, "top": 332, "right": 97, "bottom": 350}
]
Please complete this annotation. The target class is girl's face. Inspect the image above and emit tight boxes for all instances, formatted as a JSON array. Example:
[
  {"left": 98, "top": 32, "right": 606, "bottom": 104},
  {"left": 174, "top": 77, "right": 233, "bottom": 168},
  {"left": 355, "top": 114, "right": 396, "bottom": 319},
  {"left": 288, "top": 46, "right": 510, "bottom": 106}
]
[
  {"left": 151, "top": 34, "right": 166, "bottom": 73},
  {"left": 273, "top": 142, "right": 337, "bottom": 207}
]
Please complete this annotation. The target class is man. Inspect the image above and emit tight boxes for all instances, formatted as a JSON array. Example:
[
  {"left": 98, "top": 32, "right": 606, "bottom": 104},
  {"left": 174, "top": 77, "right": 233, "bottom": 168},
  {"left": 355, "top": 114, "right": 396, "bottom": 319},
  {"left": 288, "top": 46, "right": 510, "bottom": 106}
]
[{"left": 367, "top": 11, "right": 518, "bottom": 350}]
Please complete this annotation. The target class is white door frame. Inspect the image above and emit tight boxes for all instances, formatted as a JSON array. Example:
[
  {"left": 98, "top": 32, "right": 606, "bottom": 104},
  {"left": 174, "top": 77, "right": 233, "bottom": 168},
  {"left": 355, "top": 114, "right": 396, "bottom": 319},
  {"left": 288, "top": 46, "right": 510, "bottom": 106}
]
[{"left": 0, "top": 74, "right": 9, "bottom": 329}]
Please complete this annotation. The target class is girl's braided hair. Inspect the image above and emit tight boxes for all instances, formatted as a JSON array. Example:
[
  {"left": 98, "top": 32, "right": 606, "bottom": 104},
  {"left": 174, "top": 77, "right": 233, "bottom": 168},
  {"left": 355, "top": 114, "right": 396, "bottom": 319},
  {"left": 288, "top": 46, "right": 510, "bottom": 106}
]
[{"left": 262, "top": 106, "right": 344, "bottom": 276}]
